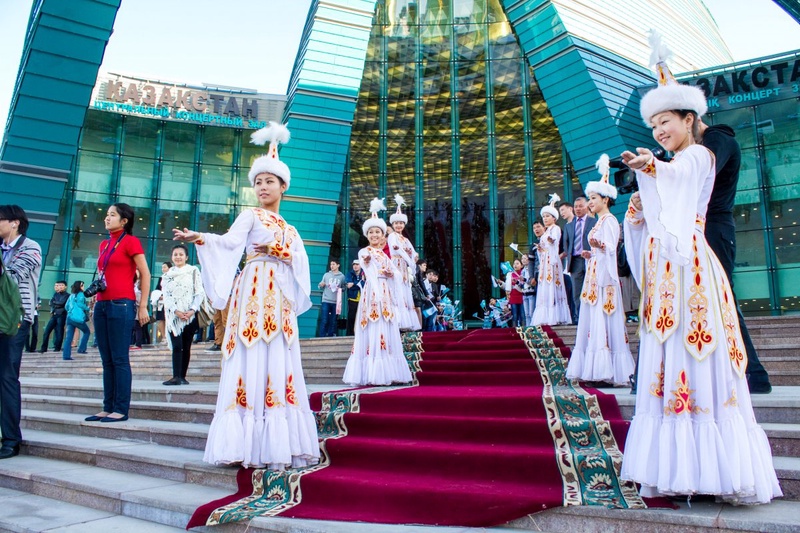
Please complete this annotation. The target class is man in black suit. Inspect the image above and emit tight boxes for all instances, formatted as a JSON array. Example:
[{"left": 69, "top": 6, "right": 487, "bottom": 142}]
[
  {"left": 562, "top": 197, "right": 596, "bottom": 324},
  {"left": 698, "top": 119, "right": 771, "bottom": 394}
]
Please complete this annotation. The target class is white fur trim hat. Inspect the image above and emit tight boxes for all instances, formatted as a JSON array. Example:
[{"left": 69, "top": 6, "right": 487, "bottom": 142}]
[
  {"left": 362, "top": 197, "right": 388, "bottom": 236},
  {"left": 640, "top": 31, "right": 707, "bottom": 125},
  {"left": 389, "top": 193, "right": 408, "bottom": 224},
  {"left": 247, "top": 122, "right": 291, "bottom": 188},
  {"left": 540, "top": 193, "right": 560, "bottom": 219},
  {"left": 585, "top": 154, "right": 618, "bottom": 199}
]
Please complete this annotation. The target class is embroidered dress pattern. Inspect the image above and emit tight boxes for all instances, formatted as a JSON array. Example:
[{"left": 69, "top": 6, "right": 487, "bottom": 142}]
[
  {"left": 654, "top": 261, "right": 676, "bottom": 338},
  {"left": 665, "top": 370, "right": 709, "bottom": 416},
  {"left": 686, "top": 235, "right": 714, "bottom": 359}
]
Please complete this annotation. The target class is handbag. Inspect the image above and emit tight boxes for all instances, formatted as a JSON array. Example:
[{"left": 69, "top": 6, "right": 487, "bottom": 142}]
[
  {"left": 0, "top": 239, "right": 25, "bottom": 335},
  {"left": 192, "top": 268, "right": 214, "bottom": 329},
  {"left": 65, "top": 294, "right": 89, "bottom": 324}
]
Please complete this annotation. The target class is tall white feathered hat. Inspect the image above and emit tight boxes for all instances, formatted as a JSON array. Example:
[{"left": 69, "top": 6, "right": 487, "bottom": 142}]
[
  {"left": 389, "top": 193, "right": 408, "bottom": 224},
  {"left": 540, "top": 193, "right": 560, "bottom": 219},
  {"left": 585, "top": 154, "right": 618, "bottom": 199},
  {"left": 247, "top": 122, "right": 291, "bottom": 188},
  {"left": 362, "top": 197, "right": 388, "bottom": 236},
  {"left": 639, "top": 31, "right": 707, "bottom": 125}
]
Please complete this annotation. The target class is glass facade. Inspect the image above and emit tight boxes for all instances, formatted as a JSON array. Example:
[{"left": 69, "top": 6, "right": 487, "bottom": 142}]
[{"left": 336, "top": 0, "right": 582, "bottom": 320}]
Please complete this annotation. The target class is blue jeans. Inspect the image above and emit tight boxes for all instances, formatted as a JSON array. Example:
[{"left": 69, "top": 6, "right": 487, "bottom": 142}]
[
  {"left": 511, "top": 303, "right": 525, "bottom": 327},
  {"left": 94, "top": 299, "right": 135, "bottom": 416},
  {"left": 63, "top": 318, "right": 90, "bottom": 359},
  {"left": 0, "top": 321, "right": 30, "bottom": 449},
  {"left": 318, "top": 301, "right": 338, "bottom": 337}
]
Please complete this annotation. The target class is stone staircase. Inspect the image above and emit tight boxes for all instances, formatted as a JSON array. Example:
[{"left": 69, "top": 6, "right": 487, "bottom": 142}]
[{"left": 0, "top": 320, "right": 798, "bottom": 533}]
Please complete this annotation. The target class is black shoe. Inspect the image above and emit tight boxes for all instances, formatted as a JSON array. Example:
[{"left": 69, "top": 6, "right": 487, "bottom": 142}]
[
  {"left": 0, "top": 445, "right": 20, "bottom": 459},
  {"left": 162, "top": 377, "right": 181, "bottom": 386},
  {"left": 100, "top": 414, "right": 129, "bottom": 423},
  {"left": 76, "top": 351, "right": 87, "bottom": 354},
  {"left": 180, "top": 378, "right": 190, "bottom": 385},
  {"left": 205, "top": 344, "right": 221, "bottom": 353},
  {"left": 62, "top": 357, "right": 74, "bottom": 361},
  {"left": 37, "top": 349, "right": 46, "bottom": 353},
  {"left": 748, "top": 380, "right": 772, "bottom": 394}
]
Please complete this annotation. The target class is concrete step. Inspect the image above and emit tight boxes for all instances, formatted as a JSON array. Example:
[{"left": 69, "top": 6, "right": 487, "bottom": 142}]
[
  {"left": 0, "top": 486, "right": 188, "bottom": 533},
  {"left": 20, "top": 409, "right": 210, "bottom": 451},
  {"left": 22, "top": 394, "right": 215, "bottom": 425},
  {"left": 19, "top": 428, "right": 237, "bottom": 491}
]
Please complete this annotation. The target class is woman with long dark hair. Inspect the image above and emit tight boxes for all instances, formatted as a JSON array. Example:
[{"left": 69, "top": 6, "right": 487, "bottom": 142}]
[
  {"left": 0, "top": 205, "right": 42, "bottom": 459},
  {"left": 84, "top": 203, "right": 150, "bottom": 423},
  {"left": 62, "top": 280, "right": 90, "bottom": 360},
  {"left": 161, "top": 244, "right": 205, "bottom": 385}
]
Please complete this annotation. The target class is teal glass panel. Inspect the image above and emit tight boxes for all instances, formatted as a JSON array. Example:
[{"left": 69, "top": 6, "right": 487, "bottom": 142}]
[
  {"left": 160, "top": 160, "right": 195, "bottom": 209},
  {"left": 81, "top": 110, "right": 120, "bottom": 153},
  {"left": 203, "top": 127, "right": 236, "bottom": 166},
  {"left": 163, "top": 122, "right": 197, "bottom": 162},
  {"left": 199, "top": 165, "right": 234, "bottom": 205},
  {"left": 123, "top": 116, "right": 160, "bottom": 159},
  {"left": 75, "top": 151, "right": 115, "bottom": 193},
  {"left": 119, "top": 156, "right": 156, "bottom": 205}
]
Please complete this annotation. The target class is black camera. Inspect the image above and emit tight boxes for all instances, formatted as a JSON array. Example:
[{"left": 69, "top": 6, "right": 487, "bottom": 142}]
[
  {"left": 83, "top": 277, "right": 107, "bottom": 298},
  {"left": 611, "top": 148, "right": 668, "bottom": 195}
]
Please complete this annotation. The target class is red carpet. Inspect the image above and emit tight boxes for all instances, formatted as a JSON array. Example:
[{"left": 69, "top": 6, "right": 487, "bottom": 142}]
[{"left": 188, "top": 327, "right": 646, "bottom": 528}]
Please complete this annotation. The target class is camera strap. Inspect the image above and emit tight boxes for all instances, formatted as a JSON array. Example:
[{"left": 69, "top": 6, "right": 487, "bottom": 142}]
[{"left": 92, "top": 232, "right": 126, "bottom": 282}]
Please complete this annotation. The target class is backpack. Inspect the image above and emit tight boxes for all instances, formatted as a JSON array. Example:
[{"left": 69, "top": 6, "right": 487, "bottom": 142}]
[{"left": 0, "top": 251, "right": 24, "bottom": 335}]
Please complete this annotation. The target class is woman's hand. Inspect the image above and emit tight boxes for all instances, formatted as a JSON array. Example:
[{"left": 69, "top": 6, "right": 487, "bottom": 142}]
[
  {"left": 581, "top": 250, "right": 592, "bottom": 259},
  {"left": 173, "top": 228, "right": 201, "bottom": 243},
  {"left": 621, "top": 148, "right": 653, "bottom": 170},
  {"left": 137, "top": 306, "right": 150, "bottom": 326},
  {"left": 630, "top": 192, "right": 643, "bottom": 211},
  {"left": 588, "top": 237, "right": 601, "bottom": 249},
  {"left": 177, "top": 309, "right": 195, "bottom": 321}
]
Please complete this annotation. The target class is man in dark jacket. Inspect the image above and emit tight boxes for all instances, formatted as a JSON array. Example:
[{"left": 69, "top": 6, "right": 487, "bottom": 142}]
[
  {"left": 699, "top": 120, "right": 771, "bottom": 393},
  {"left": 38, "top": 280, "right": 69, "bottom": 353}
]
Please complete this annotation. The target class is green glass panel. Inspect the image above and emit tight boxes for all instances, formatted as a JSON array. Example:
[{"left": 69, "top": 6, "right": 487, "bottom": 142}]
[{"left": 123, "top": 116, "right": 159, "bottom": 159}]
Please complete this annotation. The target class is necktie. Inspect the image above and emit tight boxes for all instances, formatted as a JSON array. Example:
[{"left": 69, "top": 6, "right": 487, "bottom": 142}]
[{"left": 574, "top": 217, "right": 584, "bottom": 255}]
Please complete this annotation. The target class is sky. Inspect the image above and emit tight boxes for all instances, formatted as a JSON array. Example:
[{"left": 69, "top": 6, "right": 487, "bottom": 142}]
[{"left": 1, "top": 0, "right": 799, "bottom": 140}]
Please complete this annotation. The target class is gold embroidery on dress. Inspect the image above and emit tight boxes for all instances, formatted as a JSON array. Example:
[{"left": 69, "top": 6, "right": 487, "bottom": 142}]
[
  {"left": 286, "top": 374, "right": 297, "bottom": 406},
  {"left": 686, "top": 235, "right": 713, "bottom": 357},
  {"left": 240, "top": 266, "right": 260, "bottom": 345},
  {"left": 227, "top": 376, "right": 251, "bottom": 411},
  {"left": 602, "top": 286, "right": 616, "bottom": 315},
  {"left": 643, "top": 237, "right": 657, "bottom": 328},
  {"left": 649, "top": 361, "right": 664, "bottom": 398},
  {"left": 263, "top": 267, "right": 279, "bottom": 339},
  {"left": 281, "top": 296, "right": 295, "bottom": 342},
  {"left": 723, "top": 387, "right": 738, "bottom": 408},
  {"left": 664, "top": 370, "right": 709, "bottom": 416},
  {"left": 265, "top": 376, "right": 283, "bottom": 408},
  {"left": 719, "top": 274, "right": 747, "bottom": 377},
  {"left": 654, "top": 261, "right": 676, "bottom": 336},
  {"left": 225, "top": 276, "right": 241, "bottom": 357}
]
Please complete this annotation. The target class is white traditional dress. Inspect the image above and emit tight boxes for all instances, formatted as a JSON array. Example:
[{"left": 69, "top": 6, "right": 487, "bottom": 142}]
[
  {"left": 196, "top": 208, "right": 320, "bottom": 470},
  {"left": 566, "top": 213, "right": 634, "bottom": 385},
  {"left": 532, "top": 224, "right": 571, "bottom": 326},
  {"left": 387, "top": 232, "right": 421, "bottom": 331},
  {"left": 343, "top": 245, "right": 412, "bottom": 386},
  {"left": 620, "top": 145, "right": 781, "bottom": 503}
]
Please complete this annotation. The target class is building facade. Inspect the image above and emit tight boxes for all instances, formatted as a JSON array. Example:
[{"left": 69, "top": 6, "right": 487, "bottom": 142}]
[{"left": 3, "top": 0, "right": 798, "bottom": 338}]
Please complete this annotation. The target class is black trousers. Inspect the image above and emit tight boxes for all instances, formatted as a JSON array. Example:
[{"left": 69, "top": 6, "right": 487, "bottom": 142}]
[
  {"left": 25, "top": 315, "right": 38, "bottom": 352},
  {"left": 40, "top": 313, "right": 66, "bottom": 351},
  {"left": 346, "top": 300, "right": 359, "bottom": 336},
  {"left": 705, "top": 219, "right": 770, "bottom": 386},
  {"left": 169, "top": 318, "right": 199, "bottom": 380},
  {"left": 0, "top": 321, "right": 29, "bottom": 449}
]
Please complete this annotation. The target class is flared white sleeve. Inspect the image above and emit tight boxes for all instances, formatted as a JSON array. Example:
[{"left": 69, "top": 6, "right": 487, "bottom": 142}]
[
  {"left": 635, "top": 144, "right": 713, "bottom": 266},
  {"left": 624, "top": 202, "right": 647, "bottom": 291},
  {"left": 274, "top": 232, "right": 313, "bottom": 316},
  {"left": 190, "top": 266, "right": 207, "bottom": 312},
  {"left": 597, "top": 219, "right": 620, "bottom": 286},
  {"left": 195, "top": 210, "right": 254, "bottom": 309}
]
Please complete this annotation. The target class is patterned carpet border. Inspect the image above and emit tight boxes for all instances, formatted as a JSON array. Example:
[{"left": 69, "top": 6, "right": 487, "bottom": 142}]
[{"left": 518, "top": 326, "right": 645, "bottom": 510}]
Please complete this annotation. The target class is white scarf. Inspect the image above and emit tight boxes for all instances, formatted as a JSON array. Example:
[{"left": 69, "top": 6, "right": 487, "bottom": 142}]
[{"left": 162, "top": 264, "right": 202, "bottom": 337}]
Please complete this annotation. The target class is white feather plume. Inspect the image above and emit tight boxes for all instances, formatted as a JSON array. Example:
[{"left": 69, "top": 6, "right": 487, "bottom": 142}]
[
  {"left": 648, "top": 30, "right": 671, "bottom": 67},
  {"left": 595, "top": 154, "right": 610, "bottom": 177},
  {"left": 548, "top": 193, "right": 561, "bottom": 207},
  {"left": 369, "top": 197, "right": 387, "bottom": 214},
  {"left": 250, "top": 121, "right": 291, "bottom": 147},
  {"left": 394, "top": 193, "right": 406, "bottom": 207}
]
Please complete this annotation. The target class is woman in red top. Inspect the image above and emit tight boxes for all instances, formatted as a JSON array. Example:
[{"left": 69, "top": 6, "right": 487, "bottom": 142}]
[
  {"left": 84, "top": 203, "right": 150, "bottom": 423},
  {"left": 505, "top": 258, "right": 525, "bottom": 327}
]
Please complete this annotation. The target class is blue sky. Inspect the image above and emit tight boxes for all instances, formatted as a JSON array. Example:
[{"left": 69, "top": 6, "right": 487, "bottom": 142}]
[{"left": 1, "top": 0, "right": 799, "bottom": 139}]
